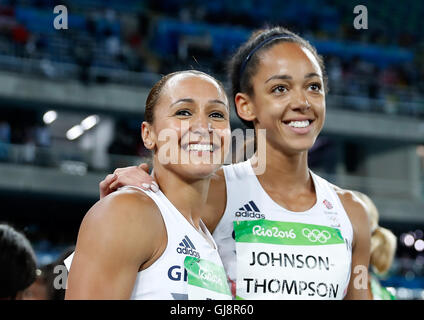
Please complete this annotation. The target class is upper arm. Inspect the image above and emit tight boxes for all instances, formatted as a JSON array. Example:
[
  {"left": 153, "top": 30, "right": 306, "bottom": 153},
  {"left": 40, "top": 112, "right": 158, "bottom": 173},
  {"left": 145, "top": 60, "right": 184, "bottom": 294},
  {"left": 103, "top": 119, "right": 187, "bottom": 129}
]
[
  {"left": 203, "top": 169, "right": 227, "bottom": 233},
  {"left": 337, "top": 189, "right": 371, "bottom": 300},
  {"left": 65, "top": 190, "right": 164, "bottom": 299}
]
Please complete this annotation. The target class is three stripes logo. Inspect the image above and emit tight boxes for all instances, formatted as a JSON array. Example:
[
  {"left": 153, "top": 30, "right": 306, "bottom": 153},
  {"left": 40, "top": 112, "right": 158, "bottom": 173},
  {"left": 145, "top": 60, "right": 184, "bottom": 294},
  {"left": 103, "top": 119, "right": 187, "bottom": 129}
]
[
  {"left": 176, "top": 235, "right": 200, "bottom": 258},
  {"left": 235, "top": 200, "right": 265, "bottom": 219}
]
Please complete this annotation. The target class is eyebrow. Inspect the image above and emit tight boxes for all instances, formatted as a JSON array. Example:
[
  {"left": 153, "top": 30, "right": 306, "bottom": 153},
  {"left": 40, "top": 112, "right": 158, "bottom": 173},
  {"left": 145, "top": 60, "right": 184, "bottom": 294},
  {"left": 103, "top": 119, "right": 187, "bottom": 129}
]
[
  {"left": 304, "top": 72, "right": 322, "bottom": 79},
  {"left": 265, "top": 74, "right": 292, "bottom": 83},
  {"left": 170, "top": 98, "right": 194, "bottom": 107},
  {"left": 170, "top": 98, "right": 227, "bottom": 108},
  {"left": 265, "top": 72, "right": 322, "bottom": 83},
  {"left": 208, "top": 99, "right": 228, "bottom": 107}
]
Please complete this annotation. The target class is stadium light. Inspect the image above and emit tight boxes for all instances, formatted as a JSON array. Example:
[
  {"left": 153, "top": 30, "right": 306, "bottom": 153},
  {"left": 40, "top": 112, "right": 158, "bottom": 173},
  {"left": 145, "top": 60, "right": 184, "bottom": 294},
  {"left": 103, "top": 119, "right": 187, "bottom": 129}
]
[
  {"left": 403, "top": 234, "right": 415, "bottom": 247},
  {"left": 81, "top": 115, "right": 99, "bottom": 131},
  {"left": 66, "top": 124, "right": 84, "bottom": 140},
  {"left": 414, "top": 239, "right": 424, "bottom": 252},
  {"left": 43, "top": 110, "right": 57, "bottom": 124}
]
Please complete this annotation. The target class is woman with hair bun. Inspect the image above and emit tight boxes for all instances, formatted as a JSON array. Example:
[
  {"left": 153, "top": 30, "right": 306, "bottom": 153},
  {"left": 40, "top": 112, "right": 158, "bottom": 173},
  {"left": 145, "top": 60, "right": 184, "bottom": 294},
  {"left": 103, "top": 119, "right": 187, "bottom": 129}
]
[
  {"left": 65, "top": 70, "right": 232, "bottom": 300},
  {"left": 353, "top": 191, "right": 397, "bottom": 300}
]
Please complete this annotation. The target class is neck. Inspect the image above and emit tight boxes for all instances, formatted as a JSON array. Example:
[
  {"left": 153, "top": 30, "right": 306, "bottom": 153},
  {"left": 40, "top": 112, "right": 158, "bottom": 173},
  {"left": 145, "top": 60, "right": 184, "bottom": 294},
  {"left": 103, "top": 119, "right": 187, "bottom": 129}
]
[
  {"left": 152, "top": 159, "right": 211, "bottom": 229},
  {"left": 251, "top": 141, "right": 312, "bottom": 194}
]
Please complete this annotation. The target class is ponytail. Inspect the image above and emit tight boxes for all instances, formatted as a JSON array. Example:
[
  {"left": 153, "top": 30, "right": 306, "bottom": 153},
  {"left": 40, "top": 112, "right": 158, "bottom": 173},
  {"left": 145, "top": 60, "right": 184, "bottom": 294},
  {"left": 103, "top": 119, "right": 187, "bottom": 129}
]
[{"left": 370, "top": 226, "right": 397, "bottom": 275}]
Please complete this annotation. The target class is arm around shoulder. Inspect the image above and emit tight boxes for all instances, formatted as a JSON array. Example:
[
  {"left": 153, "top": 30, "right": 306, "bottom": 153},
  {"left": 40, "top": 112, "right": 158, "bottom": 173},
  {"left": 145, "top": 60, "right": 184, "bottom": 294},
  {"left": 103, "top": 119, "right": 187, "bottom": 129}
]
[{"left": 65, "top": 189, "right": 165, "bottom": 299}]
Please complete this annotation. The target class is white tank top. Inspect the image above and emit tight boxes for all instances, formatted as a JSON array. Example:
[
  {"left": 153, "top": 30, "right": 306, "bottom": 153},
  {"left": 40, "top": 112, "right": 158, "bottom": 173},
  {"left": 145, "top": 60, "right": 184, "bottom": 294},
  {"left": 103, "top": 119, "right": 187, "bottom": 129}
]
[
  {"left": 129, "top": 187, "right": 226, "bottom": 300},
  {"left": 212, "top": 160, "right": 353, "bottom": 299},
  {"left": 65, "top": 187, "right": 225, "bottom": 300}
]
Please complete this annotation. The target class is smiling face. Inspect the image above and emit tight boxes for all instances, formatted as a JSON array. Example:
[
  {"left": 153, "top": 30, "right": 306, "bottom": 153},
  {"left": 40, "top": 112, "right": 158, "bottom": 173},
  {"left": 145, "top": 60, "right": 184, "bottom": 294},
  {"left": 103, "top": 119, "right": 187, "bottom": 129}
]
[
  {"left": 142, "top": 72, "right": 231, "bottom": 179},
  {"left": 236, "top": 42, "right": 326, "bottom": 155}
]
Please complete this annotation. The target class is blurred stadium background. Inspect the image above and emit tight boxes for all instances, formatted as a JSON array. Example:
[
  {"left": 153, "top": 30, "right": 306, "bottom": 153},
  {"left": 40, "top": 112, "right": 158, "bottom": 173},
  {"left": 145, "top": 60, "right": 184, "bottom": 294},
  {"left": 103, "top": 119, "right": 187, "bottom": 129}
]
[{"left": 0, "top": 0, "right": 423, "bottom": 299}]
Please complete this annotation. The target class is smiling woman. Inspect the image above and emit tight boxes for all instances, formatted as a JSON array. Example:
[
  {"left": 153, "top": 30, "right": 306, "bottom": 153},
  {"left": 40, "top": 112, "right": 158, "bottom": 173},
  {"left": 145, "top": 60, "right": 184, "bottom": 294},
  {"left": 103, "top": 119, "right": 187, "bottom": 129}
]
[
  {"left": 64, "top": 70, "right": 232, "bottom": 300},
  {"left": 143, "top": 70, "right": 231, "bottom": 176},
  {"left": 217, "top": 27, "right": 370, "bottom": 300}
]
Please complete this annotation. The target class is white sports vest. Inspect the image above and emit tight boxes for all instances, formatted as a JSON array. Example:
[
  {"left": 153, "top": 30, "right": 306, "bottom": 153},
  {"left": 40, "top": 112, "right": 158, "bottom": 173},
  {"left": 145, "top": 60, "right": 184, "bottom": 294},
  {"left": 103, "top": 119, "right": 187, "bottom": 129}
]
[
  {"left": 212, "top": 160, "right": 353, "bottom": 300},
  {"left": 65, "top": 187, "right": 228, "bottom": 300}
]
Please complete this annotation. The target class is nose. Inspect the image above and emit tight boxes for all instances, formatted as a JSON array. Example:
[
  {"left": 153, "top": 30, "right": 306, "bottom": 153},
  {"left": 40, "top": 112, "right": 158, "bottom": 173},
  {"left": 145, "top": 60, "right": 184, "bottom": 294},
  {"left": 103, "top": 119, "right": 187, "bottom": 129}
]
[
  {"left": 190, "top": 114, "right": 211, "bottom": 136},
  {"left": 290, "top": 88, "right": 310, "bottom": 112}
]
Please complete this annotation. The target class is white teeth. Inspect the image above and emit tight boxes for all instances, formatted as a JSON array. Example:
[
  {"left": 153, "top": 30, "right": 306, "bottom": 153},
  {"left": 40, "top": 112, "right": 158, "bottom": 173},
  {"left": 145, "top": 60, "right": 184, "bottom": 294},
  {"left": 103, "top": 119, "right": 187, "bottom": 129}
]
[
  {"left": 287, "top": 120, "right": 310, "bottom": 128},
  {"left": 188, "top": 144, "right": 213, "bottom": 152}
]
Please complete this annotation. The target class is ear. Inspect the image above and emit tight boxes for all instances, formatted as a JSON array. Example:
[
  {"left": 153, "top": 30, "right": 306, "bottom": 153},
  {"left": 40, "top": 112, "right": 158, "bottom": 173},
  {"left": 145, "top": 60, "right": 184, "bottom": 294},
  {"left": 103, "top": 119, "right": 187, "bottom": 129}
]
[
  {"left": 141, "top": 121, "right": 156, "bottom": 150},
  {"left": 235, "top": 92, "right": 256, "bottom": 123}
]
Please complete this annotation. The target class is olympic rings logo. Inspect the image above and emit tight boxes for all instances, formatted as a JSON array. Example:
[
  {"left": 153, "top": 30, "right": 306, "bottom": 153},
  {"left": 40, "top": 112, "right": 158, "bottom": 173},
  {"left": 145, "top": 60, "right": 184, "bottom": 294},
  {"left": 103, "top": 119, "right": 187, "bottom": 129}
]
[{"left": 302, "top": 228, "right": 331, "bottom": 244}]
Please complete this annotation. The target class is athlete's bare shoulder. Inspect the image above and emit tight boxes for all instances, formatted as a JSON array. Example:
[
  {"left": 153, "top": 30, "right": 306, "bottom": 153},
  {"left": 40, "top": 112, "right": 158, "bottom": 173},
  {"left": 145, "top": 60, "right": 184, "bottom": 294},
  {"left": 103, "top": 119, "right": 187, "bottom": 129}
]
[
  {"left": 331, "top": 184, "right": 371, "bottom": 248},
  {"left": 331, "top": 184, "right": 368, "bottom": 220},
  {"left": 331, "top": 185, "right": 366, "bottom": 213},
  {"left": 66, "top": 188, "right": 166, "bottom": 299},
  {"left": 77, "top": 187, "right": 166, "bottom": 265},
  {"left": 331, "top": 185, "right": 371, "bottom": 300},
  {"left": 88, "top": 187, "right": 162, "bottom": 227}
]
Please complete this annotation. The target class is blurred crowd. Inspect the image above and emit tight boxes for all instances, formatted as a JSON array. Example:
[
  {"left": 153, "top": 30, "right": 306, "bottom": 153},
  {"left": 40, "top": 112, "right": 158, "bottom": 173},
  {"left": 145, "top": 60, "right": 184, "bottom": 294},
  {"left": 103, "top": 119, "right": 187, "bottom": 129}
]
[
  {"left": 0, "top": 0, "right": 421, "bottom": 167},
  {"left": 0, "top": 0, "right": 420, "bottom": 116},
  {"left": 0, "top": 105, "right": 57, "bottom": 168},
  {"left": 0, "top": 111, "right": 150, "bottom": 169}
]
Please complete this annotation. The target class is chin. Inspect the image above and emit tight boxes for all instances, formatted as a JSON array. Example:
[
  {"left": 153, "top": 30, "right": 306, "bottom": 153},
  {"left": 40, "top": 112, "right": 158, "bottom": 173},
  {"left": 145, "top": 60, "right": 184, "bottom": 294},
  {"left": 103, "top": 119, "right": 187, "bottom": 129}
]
[
  {"left": 273, "top": 124, "right": 320, "bottom": 153},
  {"left": 281, "top": 138, "right": 317, "bottom": 155},
  {"left": 174, "top": 163, "right": 222, "bottom": 180}
]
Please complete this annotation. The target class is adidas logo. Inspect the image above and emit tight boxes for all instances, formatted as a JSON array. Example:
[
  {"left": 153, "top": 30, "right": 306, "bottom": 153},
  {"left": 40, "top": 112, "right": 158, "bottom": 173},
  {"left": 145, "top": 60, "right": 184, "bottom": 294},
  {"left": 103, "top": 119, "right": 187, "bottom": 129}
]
[
  {"left": 235, "top": 200, "right": 265, "bottom": 219},
  {"left": 176, "top": 235, "right": 200, "bottom": 258}
]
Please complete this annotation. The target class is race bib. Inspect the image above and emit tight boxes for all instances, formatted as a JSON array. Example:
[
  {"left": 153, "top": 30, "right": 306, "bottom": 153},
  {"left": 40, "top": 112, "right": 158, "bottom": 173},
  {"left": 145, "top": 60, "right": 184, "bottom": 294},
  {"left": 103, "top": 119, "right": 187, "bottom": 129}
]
[
  {"left": 234, "top": 220, "right": 351, "bottom": 300},
  {"left": 184, "top": 256, "right": 232, "bottom": 300}
]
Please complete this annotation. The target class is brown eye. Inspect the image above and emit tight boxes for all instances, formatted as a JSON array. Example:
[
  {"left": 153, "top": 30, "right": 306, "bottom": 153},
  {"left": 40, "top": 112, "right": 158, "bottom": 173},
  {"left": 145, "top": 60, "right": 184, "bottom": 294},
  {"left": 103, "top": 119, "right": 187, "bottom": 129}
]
[
  {"left": 209, "top": 112, "right": 225, "bottom": 119},
  {"left": 308, "top": 83, "right": 322, "bottom": 92},
  {"left": 272, "top": 85, "right": 288, "bottom": 94},
  {"left": 175, "top": 109, "right": 191, "bottom": 116}
]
